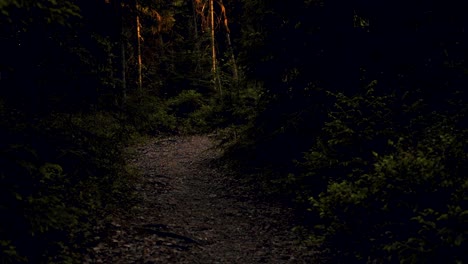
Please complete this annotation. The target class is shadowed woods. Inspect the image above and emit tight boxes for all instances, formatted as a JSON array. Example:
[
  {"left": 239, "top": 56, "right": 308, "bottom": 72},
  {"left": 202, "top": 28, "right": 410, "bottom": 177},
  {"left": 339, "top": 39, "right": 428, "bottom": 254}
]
[{"left": 1, "top": 0, "right": 467, "bottom": 263}]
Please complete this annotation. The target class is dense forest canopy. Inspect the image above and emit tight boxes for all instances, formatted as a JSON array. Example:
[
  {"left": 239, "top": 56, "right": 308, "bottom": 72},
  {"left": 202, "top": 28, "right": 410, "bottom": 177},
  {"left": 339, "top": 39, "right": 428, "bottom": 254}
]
[{"left": 1, "top": 0, "right": 467, "bottom": 263}]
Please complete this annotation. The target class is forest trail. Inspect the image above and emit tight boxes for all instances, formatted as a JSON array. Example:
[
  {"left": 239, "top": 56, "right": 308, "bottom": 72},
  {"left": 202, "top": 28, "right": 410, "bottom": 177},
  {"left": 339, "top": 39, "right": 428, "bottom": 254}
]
[{"left": 86, "top": 135, "right": 317, "bottom": 263}]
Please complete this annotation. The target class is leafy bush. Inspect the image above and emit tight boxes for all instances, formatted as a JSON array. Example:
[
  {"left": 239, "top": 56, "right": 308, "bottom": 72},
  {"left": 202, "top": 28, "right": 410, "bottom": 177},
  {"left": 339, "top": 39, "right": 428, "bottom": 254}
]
[
  {"left": 297, "top": 86, "right": 468, "bottom": 263},
  {"left": 167, "top": 89, "right": 214, "bottom": 133},
  {"left": 124, "top": 93, "right": 177, "bottom": 134},
  {"left": 180, "top": 85, "right": 260, "bottom": 134},
  {"left": 309, "top": 132, "right": 468, "bottom": 263},
  {"left": 167, "top": 90, "right": 205, "bottom": 118},
  {"left": 287, "top": 85, "right": 401, "bottom": 202},
  {"left": 0, "top": 111, "right": 135, "bottom": 263}
]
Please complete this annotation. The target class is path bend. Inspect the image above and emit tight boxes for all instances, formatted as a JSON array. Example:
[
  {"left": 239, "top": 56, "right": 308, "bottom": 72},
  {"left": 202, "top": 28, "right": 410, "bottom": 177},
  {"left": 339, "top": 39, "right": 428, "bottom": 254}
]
[{"left": 86, "top": 135, "right": 317, "bottom": 263}]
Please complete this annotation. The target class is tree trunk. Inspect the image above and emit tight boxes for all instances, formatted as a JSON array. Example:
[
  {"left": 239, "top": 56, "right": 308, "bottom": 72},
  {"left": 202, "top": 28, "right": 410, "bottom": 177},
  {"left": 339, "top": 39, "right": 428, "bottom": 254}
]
[
  {"left": 136, "top": 11, "right": 143, "bottom": 91},
  {"left": 218, "top": 0, "right": 239, "bottom": 83},
  {"left": 192, "top": 0, "right": 199, "bottom": 39},
  {"left": 210, "top": 0, "right": 221, "bottom": 94},
  {"left": 120, "top": 1, "right": 127, "bottom": 104},
  {"left": 191, "top": 0, "right": 201, "bottom": 73},
  {"left": 225, "top": 31, "right": 238, "bottom": 81}
]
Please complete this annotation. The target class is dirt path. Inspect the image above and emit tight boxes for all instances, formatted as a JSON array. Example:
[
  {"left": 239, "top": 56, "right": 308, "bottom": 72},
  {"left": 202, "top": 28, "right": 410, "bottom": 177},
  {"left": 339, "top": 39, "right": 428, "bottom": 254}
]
[{"left": 86, "top": 135, "right": 317, "bottom": 263}]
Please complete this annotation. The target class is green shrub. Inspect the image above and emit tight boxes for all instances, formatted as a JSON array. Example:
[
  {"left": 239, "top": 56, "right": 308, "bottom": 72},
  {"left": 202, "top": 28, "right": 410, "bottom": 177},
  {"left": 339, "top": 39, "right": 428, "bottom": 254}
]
[
  {"left": 167, "top": 90, "right": 205, "bottom": 118},
  {"left": 289, "top": 85, "right": 401, "bottom": 203},
  {"left": 0, "top": 144, "right": 84, "bottom": 263},
  {"left": 297, "top": 86, "right": 468, "bottom": 263},
  {"left": 166, "top": 89, "right": 217, "bottom": 133},
  {"left": 0, "top": 111, "right": 135, "bottom": 263},
  {"left": 267, "top": 83, "right": 468, "bottom": 263},
  {"left": 125, "top": 93, "right": 177, "bottom": 134},
  {"left": 309, "top": 132, "right": 468, "bottom": 263}
]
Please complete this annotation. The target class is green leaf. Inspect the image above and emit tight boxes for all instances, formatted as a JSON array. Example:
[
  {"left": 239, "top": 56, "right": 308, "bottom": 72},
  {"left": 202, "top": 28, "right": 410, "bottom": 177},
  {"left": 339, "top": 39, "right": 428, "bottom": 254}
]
[
  {"left": 454, "top": 234, "right": 464, "bottom": 246},
  {"left": 14, "top": 192, "right": 22, "bottom": 201}
]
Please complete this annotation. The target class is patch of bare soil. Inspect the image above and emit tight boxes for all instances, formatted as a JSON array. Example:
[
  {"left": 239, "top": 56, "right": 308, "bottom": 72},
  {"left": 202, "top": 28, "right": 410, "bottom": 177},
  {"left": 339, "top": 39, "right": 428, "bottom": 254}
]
[{"left": 85, "top": 135, "right": 317, "bottom": 263}]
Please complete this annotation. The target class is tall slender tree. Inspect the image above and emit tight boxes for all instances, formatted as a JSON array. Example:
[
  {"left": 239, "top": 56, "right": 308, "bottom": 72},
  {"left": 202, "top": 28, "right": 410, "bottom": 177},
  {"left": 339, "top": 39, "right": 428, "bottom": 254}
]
[
  {"left": 219, "top": 0, "right": 238, "bottom": 83},
  {"left": 136, "top": 8, "right": 143, "bottom": 91},
  {"left": 192, "top": 0, "right": 239, "bottom": 93}
]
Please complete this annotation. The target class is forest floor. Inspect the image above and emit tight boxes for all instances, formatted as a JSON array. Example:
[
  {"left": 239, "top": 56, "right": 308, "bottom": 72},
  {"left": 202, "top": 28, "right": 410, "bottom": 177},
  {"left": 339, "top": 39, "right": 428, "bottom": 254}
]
[{"left": 85, "top": 134, "right": 318, "bottom": 263}]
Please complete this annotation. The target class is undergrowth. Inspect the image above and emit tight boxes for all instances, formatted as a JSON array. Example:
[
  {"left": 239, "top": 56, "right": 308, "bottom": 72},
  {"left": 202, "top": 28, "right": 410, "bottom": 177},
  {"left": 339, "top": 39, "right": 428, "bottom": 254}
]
[
  {"left": 0, "top": 107, "right": 139, "bottom": 263},
  {"left": 225, "top": 85, "right": 468, "bottom": 263}
]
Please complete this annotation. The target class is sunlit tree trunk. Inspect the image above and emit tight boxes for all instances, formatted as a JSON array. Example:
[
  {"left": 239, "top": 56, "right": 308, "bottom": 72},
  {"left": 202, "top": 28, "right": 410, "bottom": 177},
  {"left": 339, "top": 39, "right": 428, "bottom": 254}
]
[
  {"left": 210, "top": 0, "right": 221, "bottom": 94},
  {"left": 210, "top": 0, "right": 216, "bottom": 75},
  {"left": 219, "top": 0, "right": 238, "bottom": 83},
  {"left": 136, "top": 13, "right": 143, "bottom": 91}
]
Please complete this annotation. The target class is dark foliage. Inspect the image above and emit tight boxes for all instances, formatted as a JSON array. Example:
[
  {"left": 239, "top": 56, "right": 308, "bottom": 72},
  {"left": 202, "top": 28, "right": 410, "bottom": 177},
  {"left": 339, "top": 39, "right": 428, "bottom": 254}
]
[
  {"left": 227, "top": 0, "right": 468, "bottom": 262},
  {"left": 2, "top": 0, "right": 468, "bottom": 262},
  {"left": 0, "top": 1, "right": 135, "bottom": 262}
]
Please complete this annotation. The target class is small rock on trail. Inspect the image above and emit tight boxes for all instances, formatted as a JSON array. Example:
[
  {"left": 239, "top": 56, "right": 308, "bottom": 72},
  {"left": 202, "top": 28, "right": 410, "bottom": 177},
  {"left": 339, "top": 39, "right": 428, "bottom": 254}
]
[{"left": 86, "top": 135, "right": 318, "bottom": 263}]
